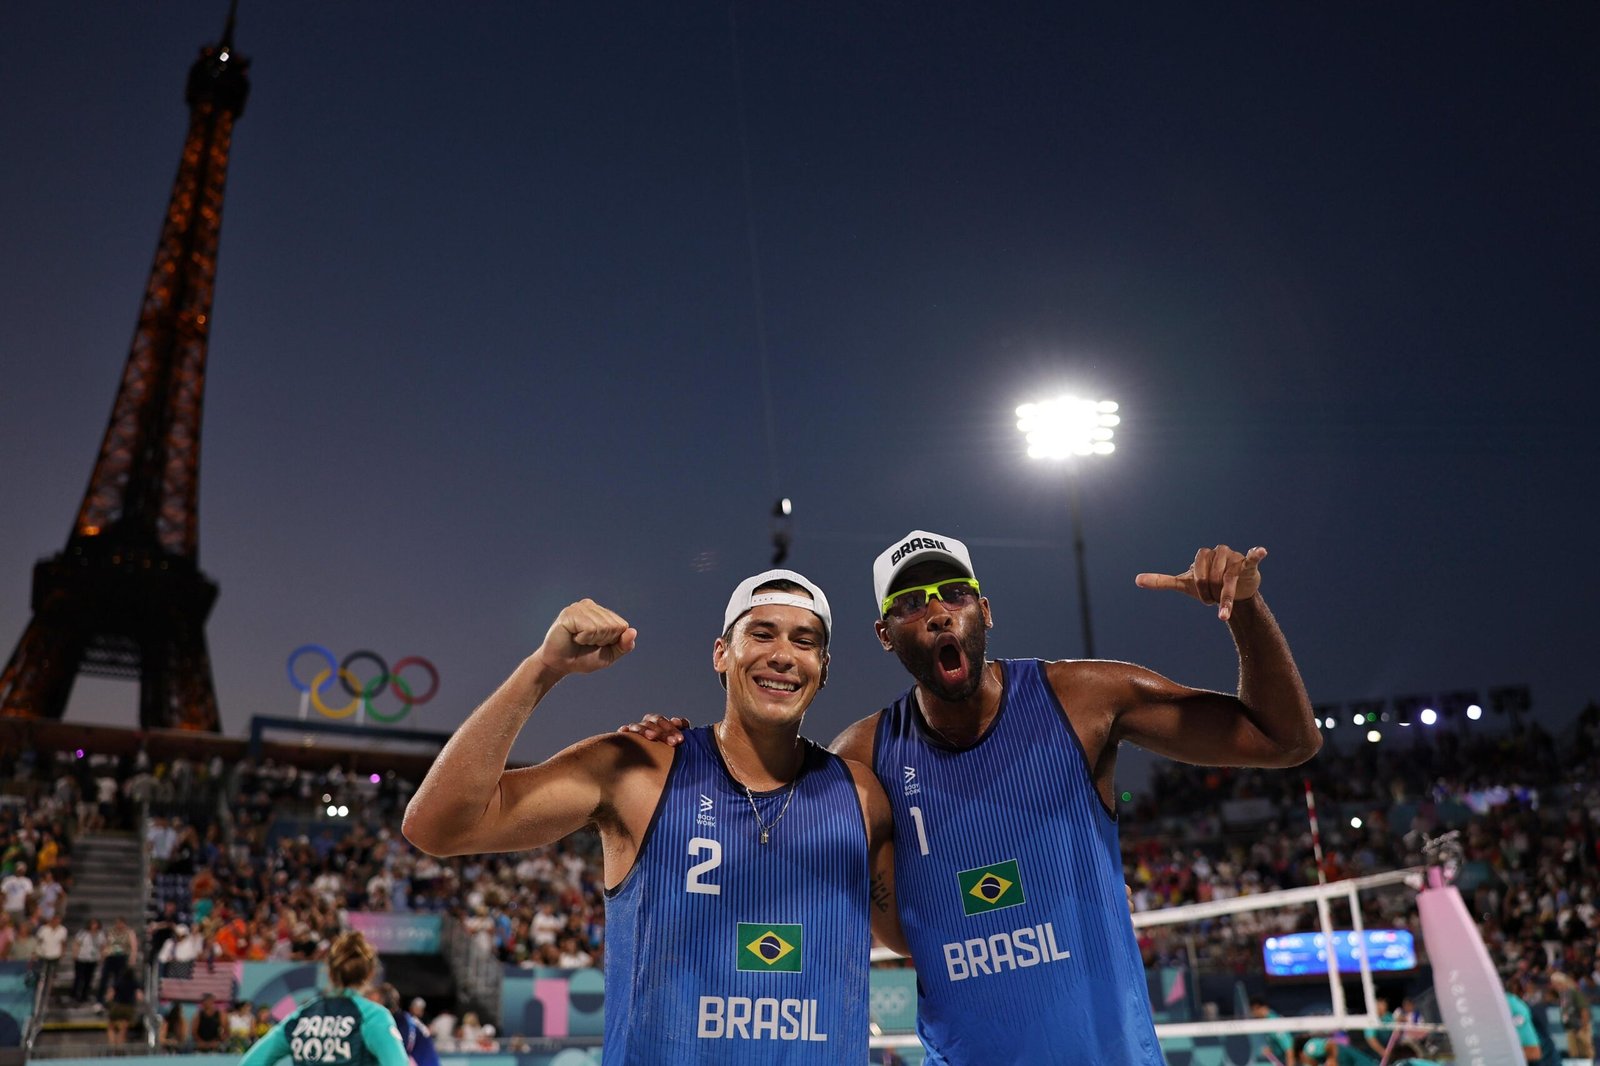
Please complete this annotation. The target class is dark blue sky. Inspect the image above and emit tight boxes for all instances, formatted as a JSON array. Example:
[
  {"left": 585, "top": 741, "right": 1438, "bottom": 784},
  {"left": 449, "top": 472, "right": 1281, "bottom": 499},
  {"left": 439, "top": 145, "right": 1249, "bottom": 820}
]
[{"left": 2, "top": 3, "right": 1596, "bottom": 785}]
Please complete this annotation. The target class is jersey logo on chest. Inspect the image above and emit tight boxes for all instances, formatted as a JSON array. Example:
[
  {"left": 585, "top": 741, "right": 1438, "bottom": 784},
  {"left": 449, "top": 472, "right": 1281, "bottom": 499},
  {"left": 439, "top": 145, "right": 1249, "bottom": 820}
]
[
  {"left": 958, "top": 858, "right": 1025, "bottom": 915},
  {"left": 736, "top": 923, "right": 803, "bottom": 972}
]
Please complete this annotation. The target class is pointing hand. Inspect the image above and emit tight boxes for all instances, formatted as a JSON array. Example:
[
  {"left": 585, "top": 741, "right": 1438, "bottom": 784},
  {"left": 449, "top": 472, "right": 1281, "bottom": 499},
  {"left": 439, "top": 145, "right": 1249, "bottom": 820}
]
[{"left": 1134, "top": 545, "right": 1267, "bottom": 621}]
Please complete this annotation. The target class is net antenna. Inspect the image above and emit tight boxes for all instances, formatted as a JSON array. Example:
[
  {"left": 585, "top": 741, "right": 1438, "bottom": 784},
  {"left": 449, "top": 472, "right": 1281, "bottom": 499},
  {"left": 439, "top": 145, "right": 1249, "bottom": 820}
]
[{"left": 726, "top": 4, "right": 791, "bottom": 565}]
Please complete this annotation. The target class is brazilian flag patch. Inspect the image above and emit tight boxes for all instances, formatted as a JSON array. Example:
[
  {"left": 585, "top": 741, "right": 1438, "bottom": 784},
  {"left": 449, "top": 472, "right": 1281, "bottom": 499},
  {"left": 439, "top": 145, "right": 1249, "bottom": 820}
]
[
  {"left": 737, "top": 923, "right": 803, "bottom": 972},
  {"left": 958, "top": 859, "right": 1025, "bottom": 916}
]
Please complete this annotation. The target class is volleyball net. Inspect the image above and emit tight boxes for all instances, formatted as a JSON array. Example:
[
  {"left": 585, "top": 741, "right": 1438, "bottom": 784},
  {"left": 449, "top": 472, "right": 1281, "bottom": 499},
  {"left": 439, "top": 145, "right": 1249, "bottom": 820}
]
[{"left": 866, "top": 861, "right": 1526, "bottom": 1065}]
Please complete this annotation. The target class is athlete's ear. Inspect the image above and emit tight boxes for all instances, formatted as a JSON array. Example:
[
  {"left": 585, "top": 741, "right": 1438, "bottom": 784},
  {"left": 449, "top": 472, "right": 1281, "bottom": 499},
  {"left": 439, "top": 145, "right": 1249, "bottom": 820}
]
[
  {"left": 874, "top": 619, "right": 894, "bottom": 651},
  {"left": 713, "top": 637, "right": 730, "bottom": 689},
  {"left": 818, "top": 651, "right": 829, "bottom": 689},
  {"left": 980, "top": 597, "right": 993, "bottom": 630}
]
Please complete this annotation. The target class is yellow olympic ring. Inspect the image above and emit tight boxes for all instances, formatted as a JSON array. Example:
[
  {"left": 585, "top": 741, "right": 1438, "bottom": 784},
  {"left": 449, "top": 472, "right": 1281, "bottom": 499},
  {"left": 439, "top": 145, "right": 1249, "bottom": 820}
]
[{"left": 309, "top": 668, "right": 363, "bottom": 718}]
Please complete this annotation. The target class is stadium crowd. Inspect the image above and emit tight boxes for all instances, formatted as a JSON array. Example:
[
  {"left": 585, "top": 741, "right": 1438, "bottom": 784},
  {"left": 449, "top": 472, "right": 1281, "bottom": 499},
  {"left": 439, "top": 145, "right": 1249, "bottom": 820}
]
[
  {"left": 1123, "top": 709, "right": 1600, "bottom": 1056},
  {"left": 3, "top": 701, "right": 1597, "bottom": 1055}
]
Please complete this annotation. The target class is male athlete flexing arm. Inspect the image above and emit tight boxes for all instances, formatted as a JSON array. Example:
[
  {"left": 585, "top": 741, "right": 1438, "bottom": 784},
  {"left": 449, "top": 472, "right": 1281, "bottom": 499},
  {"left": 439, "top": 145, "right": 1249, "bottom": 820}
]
[
  {"left": 626, "top": 533, "right": 1316, "bottom": 1065},
  {"left": 404, "top": 570, "right": 900, "bottom": 1065}
]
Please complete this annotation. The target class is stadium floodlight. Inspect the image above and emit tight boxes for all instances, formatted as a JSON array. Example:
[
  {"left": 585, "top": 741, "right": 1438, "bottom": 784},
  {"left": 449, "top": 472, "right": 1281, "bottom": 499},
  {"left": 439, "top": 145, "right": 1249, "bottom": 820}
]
[
  {"left": 1324, "top": 717, "right": 1336, "bottom": 729},
  {"left": 1466, "top": 705, "right": 1483, "bottom": 721},
  {"left": 1350, "top": 817, "right": 1363, "bottom": 829},
  {"left": 1352, "top": 714, "right": 1365, "bottom": 727},
  {"left": 1016, "top": 393, "right": 1119, "bottom": 659},
  {"left": 1015, "top": 396, "right": 1120, "bottom": 459},
  {"left": 1366, "top": 729, "right": 1381, "bottom": 743},
  {"left": 1419, "top": 708, "right": 1438, "bottom": 726}
]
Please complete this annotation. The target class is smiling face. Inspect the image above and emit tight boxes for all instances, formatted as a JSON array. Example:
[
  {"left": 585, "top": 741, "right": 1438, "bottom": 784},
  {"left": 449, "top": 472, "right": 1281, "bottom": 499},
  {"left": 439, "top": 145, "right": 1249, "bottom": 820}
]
[
  {"left": 876, "top": 559, "right": 992, "bottom": 703},
  {"left": 714, "top": 600, "right": 828, "bottom": 729}
]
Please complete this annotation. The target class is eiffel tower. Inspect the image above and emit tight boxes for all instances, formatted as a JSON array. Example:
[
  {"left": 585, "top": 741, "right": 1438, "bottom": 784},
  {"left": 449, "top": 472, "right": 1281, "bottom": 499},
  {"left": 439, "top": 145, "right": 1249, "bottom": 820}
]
[{"left": 0, "top": 9, "right": 250, "bottom": 731}]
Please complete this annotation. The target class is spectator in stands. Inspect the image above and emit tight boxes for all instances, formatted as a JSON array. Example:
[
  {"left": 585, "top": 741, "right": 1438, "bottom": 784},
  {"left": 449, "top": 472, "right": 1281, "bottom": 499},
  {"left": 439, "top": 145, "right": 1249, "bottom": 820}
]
[
  {"left": 35, "top": 912, "right": 67, "bottom": 992},
  {"left": 104, "top": 960, "right": 142, "bottom": 1045},
  {"left": 227, "top": 998, "right": 256, "bottom": 1051},
  {"left": 36, "top": 833, "right": 61, "bottom": 876},
  {"left": 371, "top": 984, "right": 440, "bottom": 1066},
  {"left": 556, "top": 935, "right": 592, "bottom": 968},
  {"left": 253, "top": 1004, "right": 274, "bottom": 1042},
  {"left": 148, "top": 899, "right": 182, "bottom": 960},
  {"left": 33, "top": 870, "right": 65, "bottom": 921},
  {"left": 0, "top": 914, "right": 14, "bottom": 958},
  {"left": 98, "top": 915, "right": 136, "bottom": 1001},
  {"left": 5, "top": 918, "right": 34, "bottom": 962},
  {"left": 212, "top": 906, "right": 249, "bottom": 959},
  {"left": 1506, "top": 976, "right": 1544, "bottom": 1061},
  {"left": 193, "top": 991, "right": 225, "bottom": 1052},
  {"left": 148, "top": 816, "right": 179, "bottom": 872},
  {"left": 1, "top": 862, "right": 31, "bottom": 918},
  {"left": 160, "top": 1000, "right": 187, "bottom": 1051},
  {"left": 1552, "top": 969, "right": 1594, "bottom": 1062},
  {"left": 70, "top": 917, "right": 105, "bottom": 1004}
]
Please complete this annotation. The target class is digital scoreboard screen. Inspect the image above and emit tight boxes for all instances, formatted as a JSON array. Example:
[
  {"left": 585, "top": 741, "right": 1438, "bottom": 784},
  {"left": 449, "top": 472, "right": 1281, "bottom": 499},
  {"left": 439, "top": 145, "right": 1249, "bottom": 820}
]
[{"left": 1263, "top": 929, "right": 1417, "bottom": 977}]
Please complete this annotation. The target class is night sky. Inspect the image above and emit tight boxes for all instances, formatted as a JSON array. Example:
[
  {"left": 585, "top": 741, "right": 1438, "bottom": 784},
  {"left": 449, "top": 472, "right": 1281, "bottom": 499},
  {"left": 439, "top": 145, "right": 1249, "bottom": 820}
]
[{"left": 2, "top": 3, "right": 1596, "bottom": 789}]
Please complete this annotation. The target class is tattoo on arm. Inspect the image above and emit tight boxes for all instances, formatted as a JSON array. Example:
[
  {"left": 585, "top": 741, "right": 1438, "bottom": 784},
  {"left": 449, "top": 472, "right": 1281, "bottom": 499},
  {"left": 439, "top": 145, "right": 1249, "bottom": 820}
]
[{"left": 870, "top": 872, "right": 892, "bottom": 915}]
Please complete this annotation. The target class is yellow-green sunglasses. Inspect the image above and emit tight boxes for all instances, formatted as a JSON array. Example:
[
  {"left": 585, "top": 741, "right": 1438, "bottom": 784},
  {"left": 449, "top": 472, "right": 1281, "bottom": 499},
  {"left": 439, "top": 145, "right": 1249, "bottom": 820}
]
[{"left": 881, "top": 578, "right": 982, "bottom": 620}]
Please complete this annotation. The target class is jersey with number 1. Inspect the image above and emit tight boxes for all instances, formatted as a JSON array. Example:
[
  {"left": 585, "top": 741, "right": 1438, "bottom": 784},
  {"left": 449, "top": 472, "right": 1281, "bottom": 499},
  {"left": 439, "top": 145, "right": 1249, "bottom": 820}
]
[
  {"left": 603, "top": 725, "right": 870, "bottom": 1064},
  {"left": 874, "top": 658, "right": 1163, "bottom": 1065}
]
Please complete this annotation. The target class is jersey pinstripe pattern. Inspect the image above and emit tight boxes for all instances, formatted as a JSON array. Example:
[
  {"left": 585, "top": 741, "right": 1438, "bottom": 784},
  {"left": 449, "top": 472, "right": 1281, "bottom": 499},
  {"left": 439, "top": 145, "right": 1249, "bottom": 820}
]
[
  {"left": 874, "top": 659, "right": 1162, "bottom": 1065},
  {"left": 603, "top": 725, "right": 870, "bottom": 1064}
]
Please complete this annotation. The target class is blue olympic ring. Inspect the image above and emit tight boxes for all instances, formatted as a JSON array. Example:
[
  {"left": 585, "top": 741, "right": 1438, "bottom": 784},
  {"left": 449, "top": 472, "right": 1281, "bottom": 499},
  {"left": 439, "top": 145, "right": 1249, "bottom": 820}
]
[{"left": 286, "top": 645, "right": 438, "bottom": 723}]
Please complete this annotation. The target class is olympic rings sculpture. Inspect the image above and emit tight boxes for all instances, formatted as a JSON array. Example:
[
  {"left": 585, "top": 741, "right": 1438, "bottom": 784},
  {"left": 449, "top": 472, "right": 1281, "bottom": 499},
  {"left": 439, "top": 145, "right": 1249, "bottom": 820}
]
[{"left": 287, "top": 645, "right": 438, "bottom": 724}]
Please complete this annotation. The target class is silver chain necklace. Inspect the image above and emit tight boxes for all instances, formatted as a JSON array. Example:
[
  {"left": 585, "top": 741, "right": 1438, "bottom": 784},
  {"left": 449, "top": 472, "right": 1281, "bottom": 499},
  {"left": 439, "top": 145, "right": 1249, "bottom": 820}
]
[{"left": 714, "top": 724, "right": 800, "bottom": 845}]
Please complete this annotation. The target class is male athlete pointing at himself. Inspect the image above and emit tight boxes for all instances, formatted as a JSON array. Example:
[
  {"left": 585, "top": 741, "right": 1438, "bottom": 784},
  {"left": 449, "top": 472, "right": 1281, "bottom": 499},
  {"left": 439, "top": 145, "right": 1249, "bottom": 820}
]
[
  {"left": 404, "top": 570, "right": 900, "bottom": 1065},
  {"left": 629, "top": 533, "right": 1318, "bottom": 1064}
]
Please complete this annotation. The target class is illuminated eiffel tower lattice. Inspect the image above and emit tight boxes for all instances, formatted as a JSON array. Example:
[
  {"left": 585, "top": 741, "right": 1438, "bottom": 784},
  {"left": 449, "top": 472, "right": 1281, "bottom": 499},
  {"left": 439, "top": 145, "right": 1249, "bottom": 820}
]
[{"left": 0, "top": 11, "right": 250, "bottom": 730}]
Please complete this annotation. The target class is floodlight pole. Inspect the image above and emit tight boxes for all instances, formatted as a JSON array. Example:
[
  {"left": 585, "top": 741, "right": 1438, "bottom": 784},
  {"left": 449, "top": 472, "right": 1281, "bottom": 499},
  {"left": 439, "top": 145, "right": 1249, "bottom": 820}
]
[{"left": 1066, "top": 464, "right": 1095, "bottom": 660}]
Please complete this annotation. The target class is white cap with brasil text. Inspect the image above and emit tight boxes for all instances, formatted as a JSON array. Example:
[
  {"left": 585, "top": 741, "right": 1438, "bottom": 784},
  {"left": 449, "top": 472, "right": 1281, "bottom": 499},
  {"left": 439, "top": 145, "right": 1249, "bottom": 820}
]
[
  {"left": 723, "top": 568, "right": 832, "bottom": 641},
  {"left": 872, "top": 530, "right": 976, "bottom": 612}
]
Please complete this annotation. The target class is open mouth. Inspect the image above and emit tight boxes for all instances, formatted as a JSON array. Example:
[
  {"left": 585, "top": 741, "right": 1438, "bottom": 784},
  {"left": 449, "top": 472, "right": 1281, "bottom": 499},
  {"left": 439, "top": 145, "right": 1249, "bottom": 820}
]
[
  {"left": 755, "top": 677, "right": 800, "bottom": 694},
  {"left": 934, "top": 634, "right": 968, "bottom": 687}
]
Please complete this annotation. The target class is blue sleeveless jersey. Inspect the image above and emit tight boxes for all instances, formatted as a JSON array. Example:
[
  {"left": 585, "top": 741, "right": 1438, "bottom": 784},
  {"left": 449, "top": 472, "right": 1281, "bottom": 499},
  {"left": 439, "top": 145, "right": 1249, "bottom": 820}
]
[
  {"left": 873, "top": 659, "right": 1162, "bottom": 1065},
  {"left": 604, "top": 725, "right": 871, "bottom": 1064}
]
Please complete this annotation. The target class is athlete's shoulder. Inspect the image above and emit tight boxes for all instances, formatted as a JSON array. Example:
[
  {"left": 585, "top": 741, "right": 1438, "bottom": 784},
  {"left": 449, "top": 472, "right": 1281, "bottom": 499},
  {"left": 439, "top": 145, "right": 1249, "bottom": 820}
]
[{"left": 829, "top": 710, "right": 884, "bottom": 764}]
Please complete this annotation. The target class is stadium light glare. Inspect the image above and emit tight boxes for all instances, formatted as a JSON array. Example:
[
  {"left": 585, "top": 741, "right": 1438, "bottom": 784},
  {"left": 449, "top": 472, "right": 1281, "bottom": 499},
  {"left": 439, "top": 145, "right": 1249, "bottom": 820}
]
[
  {"left": 337, "top": 805, "right": 349, "bottom": 817},
  {"left": 1016, "top": 392, "right": 1119, "bottom": 659},
  {"left": 74, "top": 748, "right": 84, "bottom": 759},
  {"left": 1365, "top": 729, "right": 1381, "bottom": 743},
  {"left": 1351, "top": 714, "right": 1364, "bottom": 727},
  {"left": 1420, "top": 708, "right": 1438, "bottom": 726},
  {"left": 369, "top": 773, "right": 381, "bottom": 784},
  {"left": 1323, "top": 717, "right": 1336, "bottom": 729},
  {"left": 325, "top": 805, "right": 337, "bottom": 816},
  {"left": 1466, "top": 704, "right": 1483, "bottom": 721},
  {"left": 1015, "top": 396, "right": 1119, "bottom": 459},
  {"left": 1350, "top": 817, "right": 1363, "bottom": 829}
]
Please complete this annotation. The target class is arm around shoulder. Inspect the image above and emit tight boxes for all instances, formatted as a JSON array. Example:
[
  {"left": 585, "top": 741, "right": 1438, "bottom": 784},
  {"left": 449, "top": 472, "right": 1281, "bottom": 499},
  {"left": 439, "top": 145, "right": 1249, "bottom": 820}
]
[{"left": 842, "top": 758, "right": 909, "bottom": 958}]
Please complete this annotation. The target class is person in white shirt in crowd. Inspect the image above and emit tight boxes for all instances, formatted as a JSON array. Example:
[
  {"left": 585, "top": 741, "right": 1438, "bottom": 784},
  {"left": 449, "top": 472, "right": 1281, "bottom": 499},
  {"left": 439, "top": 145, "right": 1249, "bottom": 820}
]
[
  {"left": 555, "top": 936, "right": 592, "bottom": 969},
  {"left": 35, "top": 913, "right": 69, "bottom": 982},
  {"left": 428, "top": 1009, "right": 457, "bottom": 1052},
  {"left": 530, "top": 903, "right": 561, "bottom": 948},
  {"left": 1, "top": 864, "right": 32, "bottom": 918},
  {"left": 226, "top": 999, "right": 255, "bottom": 1052},
  {"left": 147, "top": 817, "right": 179, "bottom": 871},
  {"left": 158, "top": 923, "right": 205, "bottom": 966},
  {"left": 71, "top": 918, "right": 107, "bottom": 1004}
]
